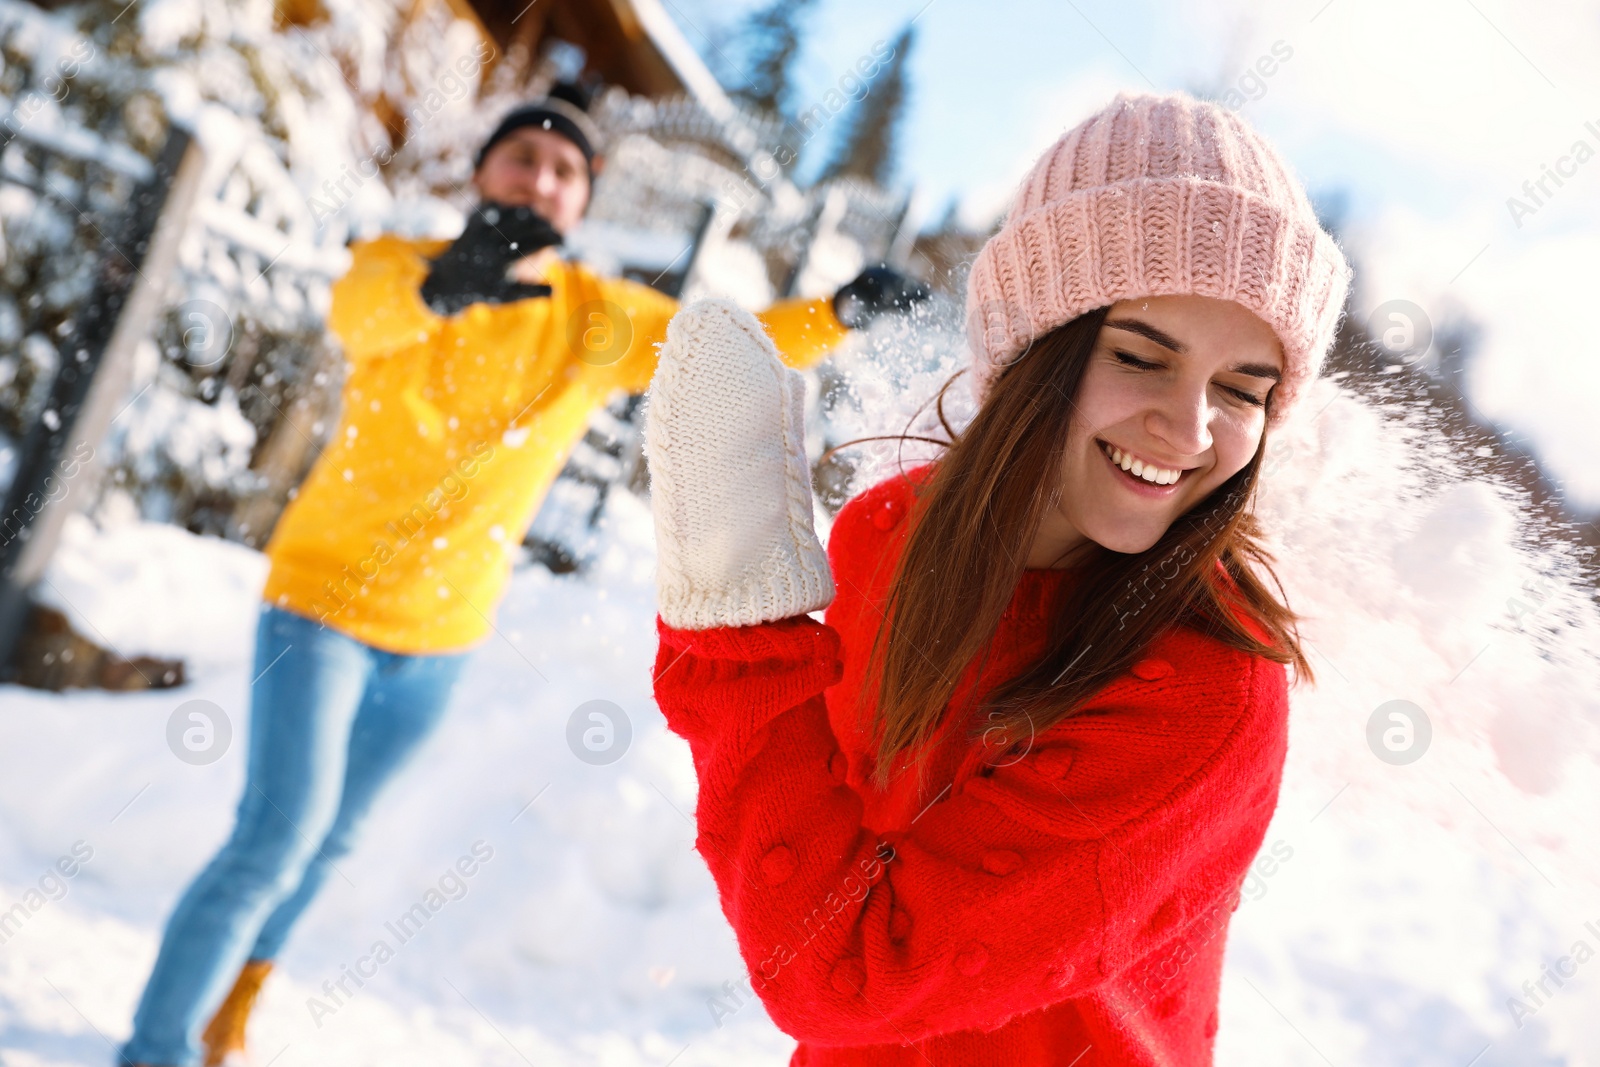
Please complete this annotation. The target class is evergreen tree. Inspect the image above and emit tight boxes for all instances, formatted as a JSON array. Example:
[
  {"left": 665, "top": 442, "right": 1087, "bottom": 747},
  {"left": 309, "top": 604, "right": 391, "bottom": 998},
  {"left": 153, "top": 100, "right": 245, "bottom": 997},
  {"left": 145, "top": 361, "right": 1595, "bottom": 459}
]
[
  {"left": 818, "top": 23, "right": 915, "bottom": 189},
  {"left": 731, "top": 0, "right": 819, "bottom": 117}
]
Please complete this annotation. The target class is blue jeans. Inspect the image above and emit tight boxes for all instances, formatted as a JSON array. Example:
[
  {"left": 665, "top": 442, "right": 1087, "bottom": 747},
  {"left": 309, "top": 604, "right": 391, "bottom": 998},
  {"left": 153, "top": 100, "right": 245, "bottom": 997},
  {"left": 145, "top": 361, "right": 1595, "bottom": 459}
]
[{"left": 119, "top": 606, "right": 470, "bottom": 1066}]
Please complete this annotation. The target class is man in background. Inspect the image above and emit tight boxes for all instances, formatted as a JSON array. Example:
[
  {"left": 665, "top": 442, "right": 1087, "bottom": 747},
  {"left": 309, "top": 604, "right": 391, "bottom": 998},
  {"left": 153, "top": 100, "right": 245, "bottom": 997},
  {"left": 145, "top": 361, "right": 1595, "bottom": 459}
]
[{"left": 119, "top": 81, "right": 929, "bottom": 1067}]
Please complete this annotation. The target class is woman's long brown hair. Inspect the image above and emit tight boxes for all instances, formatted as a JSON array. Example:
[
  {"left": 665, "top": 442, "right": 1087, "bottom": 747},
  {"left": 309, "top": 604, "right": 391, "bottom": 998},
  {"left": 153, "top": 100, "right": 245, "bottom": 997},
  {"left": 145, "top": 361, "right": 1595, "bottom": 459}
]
[{"left": 859, "top": 306, "right": 1313, "bottom": 788}]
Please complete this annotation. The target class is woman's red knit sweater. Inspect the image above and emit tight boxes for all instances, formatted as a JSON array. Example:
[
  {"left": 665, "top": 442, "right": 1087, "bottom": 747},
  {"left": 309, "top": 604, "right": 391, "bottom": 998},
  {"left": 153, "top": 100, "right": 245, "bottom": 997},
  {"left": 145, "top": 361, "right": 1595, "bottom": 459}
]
[{"left": 652, "top": 465, "right": 1290, "bottom": 1065}]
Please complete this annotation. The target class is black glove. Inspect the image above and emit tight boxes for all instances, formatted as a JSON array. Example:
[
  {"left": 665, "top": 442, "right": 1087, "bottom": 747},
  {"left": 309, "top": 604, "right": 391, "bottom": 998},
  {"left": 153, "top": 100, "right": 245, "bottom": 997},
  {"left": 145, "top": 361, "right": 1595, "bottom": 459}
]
[
  {"left": 832, "top": 265, "right": 933, "bottom": 330},
  {"left": 419, "top": 202, "right": 563, "bottom": 316}
]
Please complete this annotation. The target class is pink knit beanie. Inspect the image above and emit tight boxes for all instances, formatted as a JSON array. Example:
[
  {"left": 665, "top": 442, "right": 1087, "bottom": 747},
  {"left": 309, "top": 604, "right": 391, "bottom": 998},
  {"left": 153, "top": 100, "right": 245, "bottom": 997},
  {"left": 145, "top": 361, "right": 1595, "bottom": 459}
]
[{"left": 965, "top": 90, "right": 1351, "bottom": 428}]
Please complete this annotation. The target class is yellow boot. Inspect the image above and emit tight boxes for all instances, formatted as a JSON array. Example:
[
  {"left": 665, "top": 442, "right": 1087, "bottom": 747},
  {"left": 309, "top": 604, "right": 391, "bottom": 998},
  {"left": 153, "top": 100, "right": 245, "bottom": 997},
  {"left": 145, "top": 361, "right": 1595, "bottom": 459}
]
[{"left": 201, "top": 959, "right": 273, "bottom": 1066}]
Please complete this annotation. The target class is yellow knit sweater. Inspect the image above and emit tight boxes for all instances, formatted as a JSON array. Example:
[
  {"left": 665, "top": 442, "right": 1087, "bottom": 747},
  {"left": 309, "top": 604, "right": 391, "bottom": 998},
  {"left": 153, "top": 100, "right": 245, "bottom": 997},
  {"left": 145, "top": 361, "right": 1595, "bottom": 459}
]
[{"left": 263, "top": 235, "right": 847, "bottom": 654}]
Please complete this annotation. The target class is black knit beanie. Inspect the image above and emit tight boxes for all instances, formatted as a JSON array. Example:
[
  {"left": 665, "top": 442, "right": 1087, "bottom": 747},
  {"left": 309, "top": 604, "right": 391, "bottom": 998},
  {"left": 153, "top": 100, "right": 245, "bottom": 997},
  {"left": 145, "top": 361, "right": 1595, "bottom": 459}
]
[{"left": 475, "top": 81, "right": 603, "bottom": 176}]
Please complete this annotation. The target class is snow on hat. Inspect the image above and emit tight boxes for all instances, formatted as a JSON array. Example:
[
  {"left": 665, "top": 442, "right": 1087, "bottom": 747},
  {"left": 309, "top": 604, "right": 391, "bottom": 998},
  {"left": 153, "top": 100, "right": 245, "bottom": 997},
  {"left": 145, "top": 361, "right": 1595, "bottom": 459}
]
[{"left": 964, "top": 90, "right": 1352, "bottom": 428}]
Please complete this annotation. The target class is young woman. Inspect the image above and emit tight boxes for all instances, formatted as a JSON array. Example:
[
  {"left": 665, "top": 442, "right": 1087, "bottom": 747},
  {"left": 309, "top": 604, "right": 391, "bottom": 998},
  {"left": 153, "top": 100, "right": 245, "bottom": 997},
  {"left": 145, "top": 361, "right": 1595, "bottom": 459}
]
[{"left": 643, "top": 91, "right": 1350, "bottom": 1065}]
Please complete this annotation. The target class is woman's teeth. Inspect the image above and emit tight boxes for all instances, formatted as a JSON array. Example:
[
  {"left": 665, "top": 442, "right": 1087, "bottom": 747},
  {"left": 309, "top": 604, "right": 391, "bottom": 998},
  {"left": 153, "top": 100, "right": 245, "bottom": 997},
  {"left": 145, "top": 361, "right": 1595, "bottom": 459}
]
[{"left": 1101, "top": 441, "right": 1183, "bottom": 486}]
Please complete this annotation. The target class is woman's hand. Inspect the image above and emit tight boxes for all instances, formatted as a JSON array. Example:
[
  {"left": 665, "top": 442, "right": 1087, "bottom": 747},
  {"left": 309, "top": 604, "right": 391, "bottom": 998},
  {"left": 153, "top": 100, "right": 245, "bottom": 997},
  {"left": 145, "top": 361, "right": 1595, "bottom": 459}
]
[{"left": 645, "top": 298, "right": 834, "bottom": 630}]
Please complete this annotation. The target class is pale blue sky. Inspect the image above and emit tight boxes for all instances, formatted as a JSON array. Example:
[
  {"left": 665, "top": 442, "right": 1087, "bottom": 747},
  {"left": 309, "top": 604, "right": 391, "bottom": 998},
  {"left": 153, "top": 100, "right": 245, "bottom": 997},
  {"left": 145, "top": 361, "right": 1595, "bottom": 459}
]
[{"left": 667, "top": 0, "right": 1443, "bottom": 224}]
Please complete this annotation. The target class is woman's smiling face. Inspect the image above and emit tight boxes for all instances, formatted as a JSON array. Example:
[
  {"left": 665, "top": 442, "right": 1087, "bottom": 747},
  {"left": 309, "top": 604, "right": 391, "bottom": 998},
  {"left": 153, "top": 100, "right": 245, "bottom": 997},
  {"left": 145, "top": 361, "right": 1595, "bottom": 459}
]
[{"left": 1027, "top": 294, "right": 1285, "bottom": 567}]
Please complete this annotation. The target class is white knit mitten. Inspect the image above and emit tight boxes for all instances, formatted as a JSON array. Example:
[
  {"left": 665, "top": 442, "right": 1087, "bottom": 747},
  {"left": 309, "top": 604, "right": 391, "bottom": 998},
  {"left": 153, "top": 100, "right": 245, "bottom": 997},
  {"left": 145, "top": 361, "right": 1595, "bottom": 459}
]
[{"left": 645, "top": 298, "right": 835, "bottom": 630}]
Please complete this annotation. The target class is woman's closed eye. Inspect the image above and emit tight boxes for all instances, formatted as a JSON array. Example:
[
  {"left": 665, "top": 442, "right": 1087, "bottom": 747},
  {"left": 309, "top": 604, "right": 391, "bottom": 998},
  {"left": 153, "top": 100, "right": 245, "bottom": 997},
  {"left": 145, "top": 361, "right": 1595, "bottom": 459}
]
[
  {"left": 1113, "top": 350, "right": 1267, "bottom": 407},
  {"left": 1113, "top": 350, "right": 1162, "bottom": 371}
]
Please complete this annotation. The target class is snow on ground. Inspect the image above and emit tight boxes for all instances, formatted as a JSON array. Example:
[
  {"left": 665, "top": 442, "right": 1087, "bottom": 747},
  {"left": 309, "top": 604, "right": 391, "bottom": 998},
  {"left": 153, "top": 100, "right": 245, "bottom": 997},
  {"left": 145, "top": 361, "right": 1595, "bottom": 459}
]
[
  {"left": 0, "top": 490, "right": 795, "bottom": 1066},
  {"left": 3, "top": 372, "right": 1600, "bottom": 1065},
  {"left": 34, "top": 512, "right": 268, "bottom": 668}
]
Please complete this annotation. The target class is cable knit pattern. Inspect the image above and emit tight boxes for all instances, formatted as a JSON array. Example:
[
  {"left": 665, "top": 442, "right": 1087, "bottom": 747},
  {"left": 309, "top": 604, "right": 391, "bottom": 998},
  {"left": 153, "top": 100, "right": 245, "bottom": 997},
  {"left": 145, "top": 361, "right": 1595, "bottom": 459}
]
[
  {"left": 652, "top": 465, "right": 1291, "bottom": 1065},
  {"left": 645, "top": 298, "right": 835, "bottom": 630},
  {"left": 965, "top": 90, "right": 1352, "bottom": 428}
]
